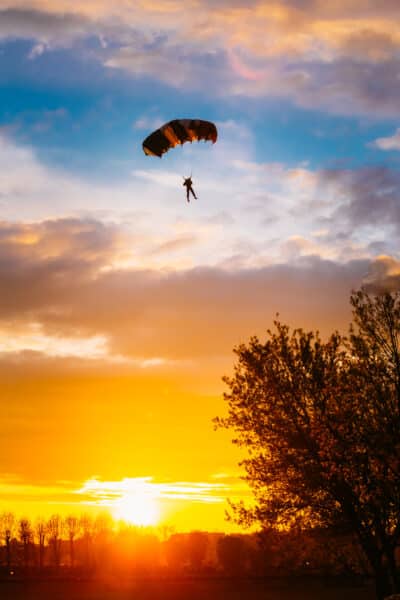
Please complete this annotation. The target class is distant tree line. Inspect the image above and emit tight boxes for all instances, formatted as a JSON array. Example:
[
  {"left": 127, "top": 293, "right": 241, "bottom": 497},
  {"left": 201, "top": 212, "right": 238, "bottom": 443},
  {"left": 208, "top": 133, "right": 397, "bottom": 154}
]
[{"left": 0, "top": 511, "right": 368, "bottom": 580}]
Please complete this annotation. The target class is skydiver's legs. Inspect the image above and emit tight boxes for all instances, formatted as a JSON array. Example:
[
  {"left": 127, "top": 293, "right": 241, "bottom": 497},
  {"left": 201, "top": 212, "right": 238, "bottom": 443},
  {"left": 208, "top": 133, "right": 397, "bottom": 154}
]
[
  {"left": 190, "top": 186, "right": 197, "bottom": 200},
  {"left": 186, "top": 187, "right": 190, "bottom": 202}
]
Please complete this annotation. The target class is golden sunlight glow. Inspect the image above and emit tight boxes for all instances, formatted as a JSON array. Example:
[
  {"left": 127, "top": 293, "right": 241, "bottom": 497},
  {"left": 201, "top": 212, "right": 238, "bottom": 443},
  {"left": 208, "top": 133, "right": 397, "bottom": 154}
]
[
  {"left": 0, "top": 329, "right": 109, "bottom": 358},
  {"left": 75, "top": 476, "right": 248, "bottom": 531},
  {"left": 113, "top": 492, "right": 160, "bottom": 526}
]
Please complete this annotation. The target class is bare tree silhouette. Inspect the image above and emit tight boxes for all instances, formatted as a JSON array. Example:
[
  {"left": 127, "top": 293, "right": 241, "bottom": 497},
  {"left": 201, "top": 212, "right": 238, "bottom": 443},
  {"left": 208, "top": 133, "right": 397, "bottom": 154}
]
[
  {"left": 47, "top": 515, "right": 62, "bottom": 569},
  {"left": 34, "top": 517, "right": 46, "bottom": 570},
  {"left": 64, "top": 515, "right": 79, "bottom": 568},
  {"left": 18, "top": 517, "right": 32, "bottom": 569},
  {"left": 0, "top": 512, "right": 15, "bottom": 570},
  {"left": 80, "top": 513, "right": 94, "bottom": 570}
]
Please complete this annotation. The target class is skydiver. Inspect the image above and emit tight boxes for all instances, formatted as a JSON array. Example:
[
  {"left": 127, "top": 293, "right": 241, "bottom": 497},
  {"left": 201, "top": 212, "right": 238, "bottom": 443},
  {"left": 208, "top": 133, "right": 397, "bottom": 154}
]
[{"left": 183, "top": 176, "right": 197, "bottom": 202}]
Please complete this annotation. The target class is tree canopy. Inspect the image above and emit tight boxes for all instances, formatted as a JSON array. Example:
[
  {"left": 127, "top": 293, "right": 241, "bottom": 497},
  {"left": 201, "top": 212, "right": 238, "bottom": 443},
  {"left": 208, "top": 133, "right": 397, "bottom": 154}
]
[{"left": 217, "top": 289, "right": 400, "bottom": 600}]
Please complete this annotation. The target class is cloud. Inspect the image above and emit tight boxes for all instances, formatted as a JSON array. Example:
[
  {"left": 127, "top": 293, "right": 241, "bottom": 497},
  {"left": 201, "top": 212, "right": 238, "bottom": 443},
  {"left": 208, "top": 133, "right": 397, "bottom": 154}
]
[
  {"left": 318, "top": 166, "right": 400, "bottom": 239},
  {"left": 0, "top": 132, "right": 396, "bottom": 364},
  {"left": 362, "top": 255, "right": 400, "bottom": 293},
  {"left": 0, "top": 131, "right": 178, "bottom": 226},
  {"left": 0, "top": 327, "right": 109, "bottom": 359},
  {"left": 149, "top": 234, "right": 199, "bottom": 256},
  {"left": 0, "top": 8, "right": 94, "bottom": 46},
  {"left": 2, "top": 3, "right": 400, "bottom": 116},
  {"left": 1, "top": 128, "right": 397, "bottom": 272},
  {"left": 371, "top": 128, "right": 400, "bottom": 151},
  {"left": 0, "top": 475, "right": 77, "bottom": 503},
  {"left": 133, "top": 115, "right": 164, "bottom": 131},
  {"left": 0, "top": 215, "right": 369, "bottom": 361},
  {"left": 0, "top": 134, "right": 396, "bottom": 365},
  {"left": 0, "top": 216, "right": 126, "bottom": 268},
  {"left": 229, "top": 55, "right": 400, "bottom": 117},
  {"left": 104, "top": 43, "right": 229, "bottom": 91},
  {"left": 337, "top": 28, "right": 400, "bottom": 63},
  {"left": 77, "top": 476, "right": 241, "bottom": 506},
  {"left": 28, "top": 40, "right": 46, "bottom": 58}
]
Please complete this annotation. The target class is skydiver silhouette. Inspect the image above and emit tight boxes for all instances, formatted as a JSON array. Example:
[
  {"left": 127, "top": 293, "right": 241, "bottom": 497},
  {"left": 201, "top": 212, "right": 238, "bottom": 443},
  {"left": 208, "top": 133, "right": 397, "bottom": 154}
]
[{"left": 183, "top": 176, "right": 197, "bottom": 202}]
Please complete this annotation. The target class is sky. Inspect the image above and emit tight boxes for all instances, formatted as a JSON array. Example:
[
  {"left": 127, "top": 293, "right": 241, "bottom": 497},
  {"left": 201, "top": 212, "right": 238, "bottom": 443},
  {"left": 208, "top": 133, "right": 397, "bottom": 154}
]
[{"left": 0, "top": 0, "right": 400, "bottom": 532}]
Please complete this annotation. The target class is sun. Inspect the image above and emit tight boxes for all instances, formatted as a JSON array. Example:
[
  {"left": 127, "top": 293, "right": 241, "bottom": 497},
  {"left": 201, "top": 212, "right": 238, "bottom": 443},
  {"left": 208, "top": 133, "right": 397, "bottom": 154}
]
[{"left": 113, "top": 492, "right": 160, "bottom": 527}]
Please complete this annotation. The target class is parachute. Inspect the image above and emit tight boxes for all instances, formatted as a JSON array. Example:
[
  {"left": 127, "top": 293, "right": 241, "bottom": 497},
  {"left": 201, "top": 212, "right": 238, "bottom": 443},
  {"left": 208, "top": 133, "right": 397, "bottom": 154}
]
[{"left": 142, "top": 119, "right": 218, "bottom": 158}]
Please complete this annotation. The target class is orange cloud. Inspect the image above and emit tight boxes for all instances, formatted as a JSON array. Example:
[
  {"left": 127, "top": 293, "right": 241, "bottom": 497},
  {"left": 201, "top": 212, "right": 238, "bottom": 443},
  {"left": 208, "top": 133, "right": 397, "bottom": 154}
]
[{"left": 363, "top": 255, "right": 400, "bottom": 293}]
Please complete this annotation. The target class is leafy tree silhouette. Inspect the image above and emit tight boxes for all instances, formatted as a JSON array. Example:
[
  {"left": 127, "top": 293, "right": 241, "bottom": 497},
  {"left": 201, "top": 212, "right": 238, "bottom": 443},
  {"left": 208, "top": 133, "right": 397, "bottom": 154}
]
[
  {"left": 216, "top": 535, "right": 246, "bottom": 575},
  {"left": 217, "top": 289, "right": 400, "bottom": 600},
  {"left": 187, "top": 531, "right": 208, "bottom": 571}
]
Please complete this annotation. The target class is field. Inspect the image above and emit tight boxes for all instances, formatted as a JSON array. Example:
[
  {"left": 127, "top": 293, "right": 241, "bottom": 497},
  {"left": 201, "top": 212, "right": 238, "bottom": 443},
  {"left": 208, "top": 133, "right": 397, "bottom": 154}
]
[{"left": 0, "top": 577, "right": 376, "bottom": 600}]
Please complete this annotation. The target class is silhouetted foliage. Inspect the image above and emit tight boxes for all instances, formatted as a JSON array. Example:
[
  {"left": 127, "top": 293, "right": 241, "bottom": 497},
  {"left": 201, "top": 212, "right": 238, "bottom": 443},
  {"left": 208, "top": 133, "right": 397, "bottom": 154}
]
[
  {"left": 0, "top": 507, "right": 374, "bottom": 593},
  {"left": 217, "top": 535, "right": 247, "bottom": 575},
  {"left": 187, "top": 531, "right": 208, "bottom": 571},
  {"left": 217, "top": 289, "right": 400, "bottom": 600},
  {"left": 132, "top": 532, "right": 161, "bottom": 575},
  {"left": 163, "top": 533, "right": 187, "bottom": 572}
]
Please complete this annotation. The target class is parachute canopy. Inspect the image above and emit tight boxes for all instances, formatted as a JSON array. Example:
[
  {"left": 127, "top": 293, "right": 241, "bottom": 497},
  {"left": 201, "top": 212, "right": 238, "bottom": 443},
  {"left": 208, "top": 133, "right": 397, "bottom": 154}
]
[{"left": 142, "top": 119, "right": 218, "bottom": 158}]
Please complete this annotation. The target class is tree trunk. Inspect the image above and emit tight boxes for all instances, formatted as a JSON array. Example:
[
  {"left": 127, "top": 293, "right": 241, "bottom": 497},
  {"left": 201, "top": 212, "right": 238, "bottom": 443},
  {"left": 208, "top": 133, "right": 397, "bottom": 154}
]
[
  {"left": 69, "top": 537, "right": 74, "bottom": 567},
  {"left": 6, "top": 537, "right": 11, "bottom": 570},
  {"left": 53, "top": 539, "right": 60, "bottom": 569},
  {"left": 23, "top": 539, "right": 29, "bottom": 568},
  {"left": 357, "top": 531, "right": 400, "bottom": 599},
  {"left": 374, "top": 561, "right": 400, "bottom": 600},
  {"left": 39, "top": 542, "right": 44, "bottom": 570}
]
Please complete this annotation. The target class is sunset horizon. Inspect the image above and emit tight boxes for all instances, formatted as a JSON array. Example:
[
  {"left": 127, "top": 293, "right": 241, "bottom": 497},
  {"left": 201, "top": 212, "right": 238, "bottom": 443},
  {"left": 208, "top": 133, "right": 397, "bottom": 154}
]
[{"left": 1, "top": 2, "right": 400, "bottom": 579}]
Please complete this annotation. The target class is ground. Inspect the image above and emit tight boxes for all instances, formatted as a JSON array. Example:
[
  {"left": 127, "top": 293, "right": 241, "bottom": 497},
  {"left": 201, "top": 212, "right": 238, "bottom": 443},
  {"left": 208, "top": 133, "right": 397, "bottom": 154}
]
[{"left": 0, "top": 577, "right": 376, "bottom": 600}]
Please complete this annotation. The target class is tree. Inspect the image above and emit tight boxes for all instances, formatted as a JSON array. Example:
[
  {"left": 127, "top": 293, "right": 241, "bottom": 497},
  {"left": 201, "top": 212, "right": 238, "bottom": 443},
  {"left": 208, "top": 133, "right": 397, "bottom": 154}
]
[
  {"left": 187, "top": 531, "right": 208, "bottom": 571},
  {"left": 79, "top": 513, "right": 94, "bottom": 570},
  {"left": 92, "top": 513, "right": 113, "bottom": 571},
  {"left": 216, "top": 535, "right": 246, "bottom": 575},
  {"left": 0, "top": 512, "right": 15, "bottom": 569},
  {"left": 217, "top": 289, "right": 400, "bottom": 600},
  {"left": 163, "top": 533, "right": 187, "bottom": 572},
  {"left": 64, "top": 515, "right": 79, "bottom": 567},
  {"left": 18, "top": 518, "right": 32, "bottom": 569},
  {"left": 34, "top": 517, "right": 46, "bottom": 569},
  {"left": 47, "top": 514, "right": 62, "bottom": 568}
]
